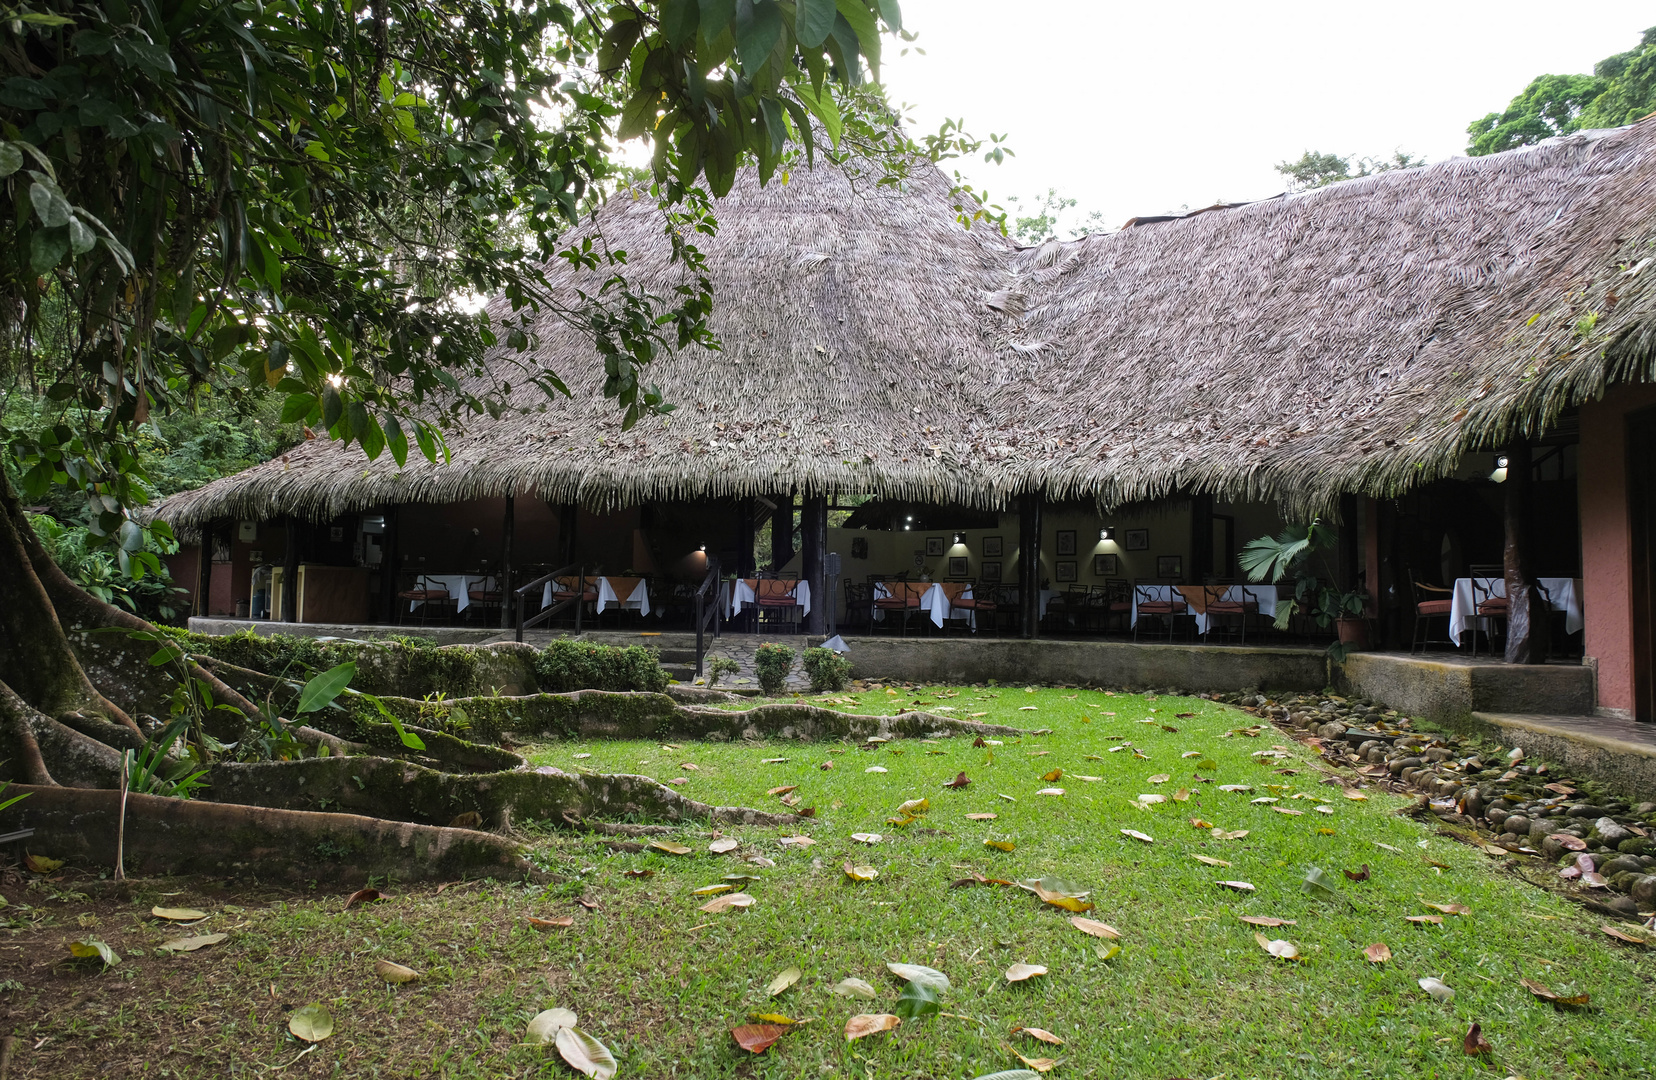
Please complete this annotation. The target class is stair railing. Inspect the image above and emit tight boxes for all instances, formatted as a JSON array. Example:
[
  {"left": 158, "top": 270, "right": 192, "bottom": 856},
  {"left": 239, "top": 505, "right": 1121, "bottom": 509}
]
[
  {"left": 514, "top": 563, "right": 585, "bottom": 644},
  {"left": 693, "top": 557, "right": 722, "bottom": 675}
]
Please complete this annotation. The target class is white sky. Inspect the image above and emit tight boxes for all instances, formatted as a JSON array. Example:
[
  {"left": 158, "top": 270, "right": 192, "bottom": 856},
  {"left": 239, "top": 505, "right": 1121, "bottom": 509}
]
[{"left": 879, "top": 1, "right": 1655, "bottom": 230}]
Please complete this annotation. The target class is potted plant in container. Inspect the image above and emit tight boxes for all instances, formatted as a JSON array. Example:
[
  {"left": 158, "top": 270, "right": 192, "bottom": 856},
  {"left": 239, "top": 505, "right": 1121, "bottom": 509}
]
[{"left": 1237, "top": 519, "right": 1369, "bottom": 660}]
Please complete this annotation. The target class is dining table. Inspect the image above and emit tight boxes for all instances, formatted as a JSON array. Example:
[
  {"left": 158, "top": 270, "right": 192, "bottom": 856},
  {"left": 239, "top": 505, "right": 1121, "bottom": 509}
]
[
  {"left": 1448, "top": 576, "right": 1583, "bottom": 645},
  {"left": 541, "top": 575, "right": 655, "bottom": 617},
  {"left": 410, "top": 573, "right": 495, "bottom": 613},
  {"left": 723, "top": 578, "right": 812, "bottom": 619},
  {"left": 1130, "top": 584, "right": 1279, "bottom": 636}
]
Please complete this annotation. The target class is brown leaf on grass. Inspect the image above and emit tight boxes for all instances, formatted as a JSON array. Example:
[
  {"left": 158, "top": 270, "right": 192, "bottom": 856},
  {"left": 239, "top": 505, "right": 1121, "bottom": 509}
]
[
  {"left": 1423, "top": 903, "right": 1470, "bottom": 916},
  {"left": 1343, "top": 865, "right": 1371, "bottom": 882},
  {"left": 1218, "top": 881, "right": 1256, "bottom": 893},
  {"left": 1363, "top": 943, "right": 1392, "bottom": 964},
  {"left": 575, "top": 900, "right": 597, "bottom": 913},
  {"left": 1343, "top": 788, "right": 1367, "bottom": 801},
  {"left": 709, "top": 838, "right": 740, "bottom": 854},
  {"left": 24, "top": 854, "right": 64, "bottom": 874},
  {"left": 1463, "top": 1022, "right": 1493, "bottom": 1057},
  {"left": 731, "top": 1023, "right": 791, "bottom": 1054},
  {"left": 1069, "top": 917, "right": 1122, "bottom": 939},
  {"left": 1005, "top": 963, "right": 1047, "bottom": 982},
  {"left": 778, "top": 836, "right": 815, "bottom": 848},
  {"left": 699, "top": 893, "right": 755, "bottom": 913},
  {"left": 1239, "top": 916, "right": 1295, "bottom": 927},
  {"left": 1175, "top": 712, "right": 1195, "bottom": 719},
  {"left": 768, "top": 785, "right": 797, "bottom": 796},
  {"left": 796, "top": 806, "right": 817, "bottom": 818},
  {"left": 650, "top": 840, "right": 693, "bottom": 855},
  {"left": 1548, "top": 833, "right": 1588, "bottom": 852},
  {"left": 1271, "top": 807, "right": 1305, "bottom": 817},
  {"left": 780, "top": 792, "right": 801, "bottom": 807},
  {"left": 844, "top": 1014, "right": 900, "bottom": 1041},
  {"left": 1172, "top": 788, "right": 1191, "bottom": 802},
  {"left": 1405, "top": 915, "right": 1444, "bottom": 925},
  {"left": 951, "top": 872, "right": 989, "bottom": 889},
  {"left": 1008, "top": 1048, "right": 1060, "bottom": 1073},
  {"left": 1014, "top": 1026, "right": 1066, "bottom": 1045},
  {"left": 666, "top": 777, "right": 690, "bottom": 786},
  {"left": 1147, "top": 774, "right": 1171, "bottom": 784},
  {"left": 820, "top": 761, "right": 834, "bottom": 770},
  {"left": 1601, "top": 924, "right": 1654, "bottom": 947},
  {"left": 944, "top": 772, "right": 971, "bottom": 788},
  {"left": 680, "top": 763, "right": 699, "bottom": 771},
  {"left": 528, "top": 916, "right": 575, "bottom": 929},
  {"left": 1041, "top": 769, "right": 1063, "bottom": 783},
  {"left": 1212, "top": 829, "right": 1250, "bottom": 840},
  {"left": 973, "top": 737, "right": 987, "bottom": 748},
  {"left": 844, "top": 862, "right": 879, "bottom": 882},
  {"left": 344, "top": 888, "right": 382, "bottom": 910},
  {"left": 1034, "top": 887, "right": 1093, "bottom": 913},
  {"left": 375, "top": 959, "right": 420, "bottom": 983},
  {"left": 622, "top": 869, "right": 653, "bottom": 878},
  {"left": 984, "top": 839, "right": 1016, "bottom": 852},
  {"left": 966, "top": 812, "right": 998, "bottom": 820},
  {"left": 1254, "top": 932, "right": 1303, "bottom": 960},
  {"left": 1520, "top": 978, "right": 1590, "bottom": 1007},
  {"left": 1192, "top": 854, "right": 1232, "bottom": 867},
  {"left": 1189, "top": 818, "right": 1213, "bottom": 829},
  {"left": 1120, "top": 829, "right": 1154, "bottom": 844},
  {"left": 1160, "top": 724, "right": 1180, "bottom": 733}
]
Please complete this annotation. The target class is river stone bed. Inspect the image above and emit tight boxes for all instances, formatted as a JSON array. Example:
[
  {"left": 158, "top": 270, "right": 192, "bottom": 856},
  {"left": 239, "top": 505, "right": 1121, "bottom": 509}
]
[{"left": 1198, "top": 687, "right": 1656, "bottom": 918}]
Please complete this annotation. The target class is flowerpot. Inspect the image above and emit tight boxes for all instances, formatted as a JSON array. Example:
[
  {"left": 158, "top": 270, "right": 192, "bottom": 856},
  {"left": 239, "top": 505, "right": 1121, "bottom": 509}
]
[{"left": 1335, "top": 617, "right": 1368, "bottom": 651}]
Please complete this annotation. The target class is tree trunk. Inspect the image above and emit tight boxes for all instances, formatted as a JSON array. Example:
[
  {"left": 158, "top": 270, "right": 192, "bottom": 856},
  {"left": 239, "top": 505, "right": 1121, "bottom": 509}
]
[{"left": 1503, "top": 438, "right": 1553, "bottom": 664}]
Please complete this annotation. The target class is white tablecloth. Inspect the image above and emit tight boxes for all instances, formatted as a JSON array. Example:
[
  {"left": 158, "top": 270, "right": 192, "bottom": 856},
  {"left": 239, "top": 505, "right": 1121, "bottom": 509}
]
[
  {"left": 724, "top": 579, "right": 811, "bottom": 618},
  {"left": 1449, "top": 577, "right": 1583, "bottom": 644},
  {"left": 1130, "top": 584, "right": 1278, "bottom": 635},
  {"left": 541, "top": 576, "right": 655, "bottom": 616},
  {"left": 411, "top": 574, "right": 494, "bottom": 613}
]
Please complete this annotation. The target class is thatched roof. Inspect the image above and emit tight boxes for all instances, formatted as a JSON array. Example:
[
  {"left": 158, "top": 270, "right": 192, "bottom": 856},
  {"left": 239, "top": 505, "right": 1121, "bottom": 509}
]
[{"left": 158, "top": 120, "right": 1656, "bottom": 527}]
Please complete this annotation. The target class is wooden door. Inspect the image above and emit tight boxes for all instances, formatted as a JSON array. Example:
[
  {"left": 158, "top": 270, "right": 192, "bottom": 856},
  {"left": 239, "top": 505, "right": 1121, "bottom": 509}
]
[{"left": 1630, "top": 406, "right": 1656, "bottom": 722}]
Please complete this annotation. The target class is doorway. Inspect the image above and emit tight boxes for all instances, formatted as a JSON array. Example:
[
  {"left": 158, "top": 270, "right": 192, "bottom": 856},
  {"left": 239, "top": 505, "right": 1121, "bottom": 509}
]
[{"left": 1630, "top": 406, "right": 1656, "bottom": 722}]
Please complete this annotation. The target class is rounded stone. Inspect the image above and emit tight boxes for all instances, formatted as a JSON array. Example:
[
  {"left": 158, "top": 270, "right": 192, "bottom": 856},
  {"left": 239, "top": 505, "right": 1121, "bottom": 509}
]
[
  {"left": 1529, "top": 818, "right": 1556, "bottom": 844},
  {"left": 1568, "top": 804, "right": 1609, "bottom": 818},
  {"left": 1609, "top": 870, "right": 1645, "bottom": 894},
  {"left": 1594, "top": 818, "right": 1634, "bottom": 846},
  {"left": 1462, "top": 789, "right": 1484, "bottom": 817},
  {"left": 1502, "top": 814, "right": 1530, "bottom": 836},
  {"left": 1486, "top": 805, "right": 1510, "bottom": 826},
  {"left": 1600, "top": 854, "right": 1645, "bottom": 878},
  {"left": 1541, "top": 836, "right": 1569, "bottom": 862},
  {"left": 1391, "top": 756, "right": 1422, "bottom": 776},
  {"left": 1604, "top": 895, "right": 1641, "bottom": 916}
]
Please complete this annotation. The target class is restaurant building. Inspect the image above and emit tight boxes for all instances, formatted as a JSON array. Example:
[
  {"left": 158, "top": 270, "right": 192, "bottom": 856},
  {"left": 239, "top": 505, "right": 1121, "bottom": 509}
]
[{"left": 157, "top": 120, "right": 1656, "bottom": 722}]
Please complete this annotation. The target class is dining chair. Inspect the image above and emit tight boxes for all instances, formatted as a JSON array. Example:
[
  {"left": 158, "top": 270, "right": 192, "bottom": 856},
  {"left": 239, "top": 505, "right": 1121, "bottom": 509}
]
[
  {"left": 1469, "top": 569, "right": 1551, "bottom": 657},
  {"left": 1202, "top": 583, "right": 1258, "bottom": 645},
  {"left": 945, "top": 581, "right": 997, "bottom": 635},
  {"left": 1408, "top": 570, "right": 1454, "bottom": 653},
  {"left": 1132, "top": 579, "right": 1186, "bottom": 643},
  {"left": 552, "top": 574, "right": 599, "bottom": 627},
  {"left": 873, "top": 580, "right": 924, "bottom": 636},
  {"left": 755, "top": 577, "right": 802, "bottom": 634},
  {"left": 466, "top": 580, "right": 503, "bottom": 626},
  {"left": 397, "top": 574, "right": 453, "bottom": 626},
  {"left": 843, "top": 580, "right": 874, "bottom": 632}
]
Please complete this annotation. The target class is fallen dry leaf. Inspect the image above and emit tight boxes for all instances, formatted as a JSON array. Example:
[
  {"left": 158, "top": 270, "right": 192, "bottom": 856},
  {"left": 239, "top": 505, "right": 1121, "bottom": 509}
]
[
  {"left": 1239, "top": 916, "right": 1295, "bottom": 927},
  {"left": 1423, "top": 902, "right": 1470, "bottom": 916},
  {"left": 1520, "top": 978, "right": 1590, "bottom": 1007},
  {"left": 844, "top": 862, "right": 879, "bottom": 882},
  {"left": 1015, "top": 1026, "right": 1066, "bottom": 1045},
  {"left": 1009, "top": 1047, "right": 1059, "bottom": 1073},
  {"left": 649, "top": 840, "right": 693, "bottom": 855},
  {"left": 1405, "top": 914, "right": 1444, "bottom": 925},
  {"left": 1005, "top": 962, "right": 1047, "bottom": 982},
  {"left": 342, "top": 889, "right": 382, "bottom": 910},
  {"left": 1218, "top": 880, "right": 1256, "bottom": 893},
  {"left": 1189, "top": 818, "right": 1213, "bottom": 829},
  {"left": 768, "top": 785, "right": 797, "bottom": 796},
  {"left": 966, "top": 812, "right": 998, "bottom": 821},
  {"left": 1120, "top": 829, "right": 1154, "bottom": 844},
  {"left": 680, "top": 763, "right": 699, "bottom": 771},
  {"left": 1036, "top": 787, "right": 1065, "bottom": 797},
  {"left": 1212, "top": 829, "right": 1250, "bottom": 840},
  {"left": 1363, "top": 943, "right": 1392, "bottom": 964},
  {"left": 1600, "top": 925, "right": 1652, "bottom": 947},
  {"left": 375, "top": 959, "right": 420, "bottom": 983},
  {"left": 944, "top": 772, "right": 971, "bottom": 788},
  {"left": 1419, "top": 976, "right": 1455, "bottom": 1001},
  {"left": 851, "top": 833, "right": 882, "bottom": 845},
  {"left": 1254, "top": 932, "right": 1303, "bottom": 961},
  {"left": 731, "top": 1023, "right": 790, "bottom": 1054},
  {"left": 1343, "top": 865, "right": 1371, "bottom": 882},
  {"left": 158, "top": 933, "right": 228, "bottom": 953},
  {"left": 691, "top": 884, "right": 733, "bottom": 896},
  {"left": 1041, "top": 768, "right": 1063, "bottom": 782},
  {"left": 666, "top": 777, "right": 690, "bottom": 786},
  {"left": 700, "top": 893, "right": 756, "bottom": 914},
  {"left": 528, "top": 916, "right": 575, "bottom": 929},
  {"left": 152, "top": 906, "right": 210, "bottom": 922},
  {"left": 709, "top": 838, "right": 739, "bottom": 854},
  {"left": 1192, "top": 854, "right": 1232, "bottom": 867},
  {"left": 1463, "top": 1022, "right": 1493, "bottom": 1057},
  {"left": 1148, "top": 774, "right": 1171, "bottom": 784},
  {"left": 1343, "top": 789, "right": 1367, "bottom": 801},
  {"left": 984, "top": 839, "right": 1016, "bottom": 852},
  {"left": 1069, "top": 917, "right": 1121, "bottom": 939},
  {"left": 766, "top": 966, "right": 801, "bottom": 996},
  {"left": 844, "top": 1014, "right": 901, "bottom": 1041}
]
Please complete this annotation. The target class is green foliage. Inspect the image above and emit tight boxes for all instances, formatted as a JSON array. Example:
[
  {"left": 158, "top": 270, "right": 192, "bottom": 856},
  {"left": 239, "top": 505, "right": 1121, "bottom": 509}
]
[
  {"left": 173, "top": 629, "right": 480, "bottom": 695},
  {"left": 25, "top": 511, "right": 184, "bottom": 622},
  {"left": 1467, "top": 26, "right": 1656, "bottom": 155},
  {"left": 1275, "top": 149, "right": 1426, "bottom": 192},
  {"left": 753, "top": 643, "right": 796, "bottom": 695},
  {"left": 706, "top": 655, "right": 741, "bottom": 686},
  {"left": 1239, "top": 520, "right": 1366, "bottom": 659},
  {"left": 800, "top": 647, "right": 853, "bottom": 692},
  {"left": 1006, "top": 188, "right": 1103, "bottom": 245},
  {"left": 533, "top": 639, "right": 669, "bottom": 694},
  {"left": 125, "top": 721, "right": 210, "bottom": 799}
]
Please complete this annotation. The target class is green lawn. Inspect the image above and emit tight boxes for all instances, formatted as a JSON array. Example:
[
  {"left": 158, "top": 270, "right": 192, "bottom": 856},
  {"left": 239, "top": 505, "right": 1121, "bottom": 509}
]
[{"left": 9, "top": 687, "right": 1653, "bottom": 1079}]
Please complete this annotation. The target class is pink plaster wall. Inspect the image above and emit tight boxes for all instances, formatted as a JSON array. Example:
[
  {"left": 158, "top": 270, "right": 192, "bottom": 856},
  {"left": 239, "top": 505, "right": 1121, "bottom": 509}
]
[{"left": 1579, "top": 382, "right": 1656, "bottom": 715}]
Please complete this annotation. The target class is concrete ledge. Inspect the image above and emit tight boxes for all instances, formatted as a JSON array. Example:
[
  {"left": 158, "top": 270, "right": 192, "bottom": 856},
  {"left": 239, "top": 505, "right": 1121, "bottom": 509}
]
[
  {"left": 189, "top": 617, "right": 504, "bottom": 646},
  {"left": 1470, "top": 712, "right": 1656, "bottom": 798},
  {"left": 831, "top": 637, "right": 1328, "bottom": 692},
  {"left": 1336, "top": 651, "right": 1595, "bottom": 727}
]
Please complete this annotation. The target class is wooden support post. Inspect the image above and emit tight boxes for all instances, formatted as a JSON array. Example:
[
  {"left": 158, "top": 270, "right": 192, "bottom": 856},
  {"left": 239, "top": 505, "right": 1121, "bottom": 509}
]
[
  {"left": 771, "top": 492, "right": 795, "bottom": 571},
  {"left": 1338, "top": 492, "right": 1361, "bottom": 596},
  {"left": 737, "top": 498, "right": 756, "bottom": 579},
  {"left": 499, "top": 494, "right": 515, "bottom": 629},
  {"left": 557, "top": 503, "right": 577, "bottom": 565},
  {"left": 1503, "top": 438, "right": 1552, "bottom": 664},
  {"left": 1018, "top": 492, "right": 1042, "bottom": 639},
  {"left": 193, "top": 521, "right": 215, "bottom": 618},
  {"left": 281, "top": 517, "right": 299, "bottom": 623},
  {"left": 801, "top": 495, "right": 827, "bottom": 634},
  {"left": 1189, "top": 494, "right": 1213, "bottom": 582},
  {"left": 379, "top": 506, "right": 399, "bottom": 624}
]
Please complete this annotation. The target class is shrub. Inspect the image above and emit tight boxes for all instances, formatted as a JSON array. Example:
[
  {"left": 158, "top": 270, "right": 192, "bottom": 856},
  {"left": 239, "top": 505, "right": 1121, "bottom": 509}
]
[
  {"left": 800, "top": 647, "right": 853, "bottom": 692},
  {"left": 533, "top": 639, "right": 669, "bottom": 694},
  {"left": 169, "top": 629, "right": 481, "bottom": 694},
  {"left": 706, "top": 655, "right": 740, "bottom": 685},
  {"left": 753, "top": 643, "right": 796, "bottom": 695}
]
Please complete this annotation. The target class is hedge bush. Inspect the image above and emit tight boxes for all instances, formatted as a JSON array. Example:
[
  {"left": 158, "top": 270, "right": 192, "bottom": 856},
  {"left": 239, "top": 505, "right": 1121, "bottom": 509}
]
[
  {"left": 706, "top": 655, "right": 741, "bottom": 685},
  {"left": 533, "top": 639, "right": 669, "bottom": 694},
  {"left": 800, "top": 647, "right": 853, "bottom": 692},
  {"left": 753, "top": 643, "right": 796, "bottom": 695}
]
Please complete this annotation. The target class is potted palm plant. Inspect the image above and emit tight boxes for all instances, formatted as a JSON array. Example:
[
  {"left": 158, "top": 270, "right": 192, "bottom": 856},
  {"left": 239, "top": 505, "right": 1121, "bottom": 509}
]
[{"left": 1237, "top": 519, "right": 1369, "bottom": 660}]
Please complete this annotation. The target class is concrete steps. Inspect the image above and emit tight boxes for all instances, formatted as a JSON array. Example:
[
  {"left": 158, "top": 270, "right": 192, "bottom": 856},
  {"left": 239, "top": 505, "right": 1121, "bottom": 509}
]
[{"left": 1471, "top": 712, "right": 1656, "bottom": 797}]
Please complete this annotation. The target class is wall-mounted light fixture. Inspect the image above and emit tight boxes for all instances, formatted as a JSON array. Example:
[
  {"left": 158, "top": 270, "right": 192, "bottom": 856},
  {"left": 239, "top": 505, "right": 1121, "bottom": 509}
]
[
  {"left": 698, "top": 544, "right": 706, "bottom": 552},
  {"left": 953, "top": 532, "right": 966, "bottom": 545},
  {"left": 1495, "top": 455, "right": 1509, "bottom": 470},
  {"left": 1099, "top": 527, "right": 1116, "bottom": 541}
]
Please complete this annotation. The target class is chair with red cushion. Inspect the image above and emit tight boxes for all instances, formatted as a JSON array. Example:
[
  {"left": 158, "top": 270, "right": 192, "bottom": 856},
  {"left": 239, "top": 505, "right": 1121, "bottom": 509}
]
[
  {"left": 397, "top": 575, "right": 454, "bottom": 626},
  {"left": 467, "top": 584, "right": 503, "bottom": 626},
  {"left": 948, "top": 582, "right": 999, "bottom": 636},
  {"left": 1202, "top": 583, "right": 1260, "bottom": 645},
  {"left": 1132, "top": 580, "right": 1188, "bottom": 643},
  {"left": 1409, "top": 570, "right": 1454, "bottom": 653},
  {"left": 755, "top": 577, "right": 802, "bottom": 634},
  {"left": 873, "top": 581, "right": 925, "bottom": 636}
]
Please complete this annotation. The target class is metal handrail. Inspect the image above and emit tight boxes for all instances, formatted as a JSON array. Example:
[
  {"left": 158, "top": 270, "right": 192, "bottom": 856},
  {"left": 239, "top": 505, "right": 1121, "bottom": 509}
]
[
  {"left": 514, "top": 563, "right": 585, "bottom": 643},
  {"left": 693, "top": 557, "right": 721, "bottom": 675}
]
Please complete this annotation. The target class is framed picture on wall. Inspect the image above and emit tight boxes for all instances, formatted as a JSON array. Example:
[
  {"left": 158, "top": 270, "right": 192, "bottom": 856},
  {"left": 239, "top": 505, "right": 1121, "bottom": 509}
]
[
  {"left": 981, "top": 560, "right": 1002, "bottom": 583},
  {"left": 948, "top": 556, "right": 969, "bottom": 577},
  {"left": 1094, "top": 553, "right": 1118, "bottom": 576},
  {"left": 1055, "top": 560, "right": 1078, "bottom": 582},
  {"left": 925, "top": 536, "right": 945, "bottom": 557},
  {"left": 1157, "top": 555, "right": 1183, "bottom": 579},
  {"left": 1123, "top": 528, "right": 1149, "bottom": 551},
  {"left": 851, "top": 537, "right": 869, "bottom": 559},
  {"left": 983, "top": 535, "right": 1003, "bottom": 558},
  {"left": 913, "top": 550, "right": 927, "bottom": 569},
  {"left": 1055, "top": 529, "right": 1077, "bottom": 556}
]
